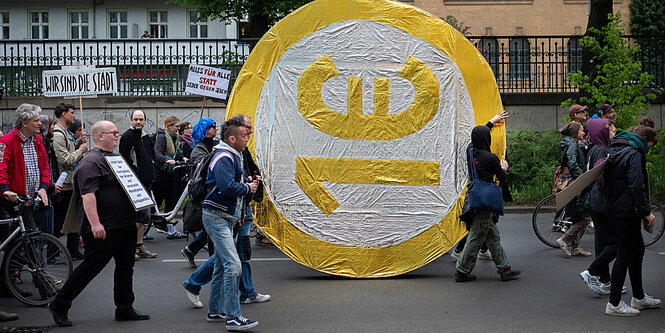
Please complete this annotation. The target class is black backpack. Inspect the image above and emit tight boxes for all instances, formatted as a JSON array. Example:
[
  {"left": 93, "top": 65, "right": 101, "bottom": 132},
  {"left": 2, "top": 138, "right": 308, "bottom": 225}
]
[{"left": 188, "top": 150, "right": 218, "bottom": 203}]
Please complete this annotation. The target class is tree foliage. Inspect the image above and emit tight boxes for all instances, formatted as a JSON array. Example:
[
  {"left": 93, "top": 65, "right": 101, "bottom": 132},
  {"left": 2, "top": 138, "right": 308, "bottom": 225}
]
[
  {"left": 169, "top": 0, "right": 313, "bottom": 38},
  {"left": 562, "top": 13, "right": 660, "bottom": 129},
  {"left": 442, "top": 15, "right": 470, "bottom": 35},
  {"left": 630, "top": 0, "right": 665, "bottom": 36}
]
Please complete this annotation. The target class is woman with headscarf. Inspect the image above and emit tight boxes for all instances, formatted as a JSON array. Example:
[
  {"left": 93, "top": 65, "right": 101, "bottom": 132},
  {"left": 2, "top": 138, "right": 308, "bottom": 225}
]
[
  {"left": 578, "top": 118, "right": 619, "bottom": 295},
  {"left": 455, "top": 111, "right": 520, "bottom": 282},
  {"left": 181, "top": 117, "right": 217, "bottom": 268},
  {"left": 556, "top": 121, "right": 592, "bottom": 257}
]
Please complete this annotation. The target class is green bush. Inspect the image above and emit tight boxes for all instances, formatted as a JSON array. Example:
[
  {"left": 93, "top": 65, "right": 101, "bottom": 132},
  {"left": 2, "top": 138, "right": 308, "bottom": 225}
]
[{"left": 506, "top": 129, "right": 561, "bottom": 204}]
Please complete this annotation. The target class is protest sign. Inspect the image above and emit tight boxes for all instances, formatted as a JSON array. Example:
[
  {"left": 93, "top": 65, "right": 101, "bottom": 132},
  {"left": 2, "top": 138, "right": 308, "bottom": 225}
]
[
  {"left": 42, "top": 67, "right": 117, "bottom": 97},
  {"left": 555, "top": 158, "right": 608, "bottom": 211},
  {"left": 104, "top": 155, "right": 154, "bottom": 211},
  {"left": 185, "top": 64, "right": 231, "bottom": 100}
]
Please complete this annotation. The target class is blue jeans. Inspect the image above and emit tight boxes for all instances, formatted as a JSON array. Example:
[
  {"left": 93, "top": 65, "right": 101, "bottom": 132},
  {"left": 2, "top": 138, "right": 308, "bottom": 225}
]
[
  {"left": 237, "top": 205, "right": 257, "bottom": 301},
  {"left": 183, "top": 256, "right": 214, "bottom": 295},
  {"left": 202, "top": 207, "right": 242, "bottom": 317}
]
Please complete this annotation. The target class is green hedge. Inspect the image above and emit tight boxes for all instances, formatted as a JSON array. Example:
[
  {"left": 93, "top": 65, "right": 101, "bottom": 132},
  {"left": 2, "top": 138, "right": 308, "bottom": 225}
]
[{"left": 505, "top": 129, "right": 665, "bottom": 205}]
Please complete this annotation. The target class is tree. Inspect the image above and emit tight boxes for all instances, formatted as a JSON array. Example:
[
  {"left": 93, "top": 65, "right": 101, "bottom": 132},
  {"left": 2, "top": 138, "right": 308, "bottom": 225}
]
[
  {"left": 581, "top": 0, "right": 613, "bottom": 100},
  {"left": 562, "top": 13, "right": 660, "bottom": 129},
  {"left": 630, "top": 0, "right": 665, "bottom": 88},
  {"left": 169, "top": 0, "right": 313, "bottom": 38},
  {"left": 442, "top": 15, "right": 470, "bottom": 35}
]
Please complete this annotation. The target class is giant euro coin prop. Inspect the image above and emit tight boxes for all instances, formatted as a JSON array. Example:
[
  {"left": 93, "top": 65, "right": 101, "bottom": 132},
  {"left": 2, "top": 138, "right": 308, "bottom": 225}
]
[{"left": 227, "top": 0, "right": 506, "bottom": 278}]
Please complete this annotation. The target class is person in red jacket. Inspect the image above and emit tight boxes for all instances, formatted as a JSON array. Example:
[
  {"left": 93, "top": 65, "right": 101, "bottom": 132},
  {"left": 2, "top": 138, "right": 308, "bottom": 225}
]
[{"left": 0, "top": 103, "right": 50, "bottom": 230}]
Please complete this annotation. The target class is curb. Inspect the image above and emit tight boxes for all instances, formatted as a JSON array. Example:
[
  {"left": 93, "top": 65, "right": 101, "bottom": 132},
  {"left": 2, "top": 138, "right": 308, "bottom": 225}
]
[{"left": 504, "top": 206, "right": 536, "bottom": 214}]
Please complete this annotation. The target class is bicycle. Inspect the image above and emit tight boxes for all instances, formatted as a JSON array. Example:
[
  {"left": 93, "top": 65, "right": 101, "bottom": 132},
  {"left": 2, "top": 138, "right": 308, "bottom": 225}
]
[
  {"left": 532, "top": 194, "right": 665, "bottom": 248},
  {"left": 143, "top": 161, "right": 192, "bottom": 236},
  {"left": 0, "top": 196, "right": 73, "bottom": 306}
]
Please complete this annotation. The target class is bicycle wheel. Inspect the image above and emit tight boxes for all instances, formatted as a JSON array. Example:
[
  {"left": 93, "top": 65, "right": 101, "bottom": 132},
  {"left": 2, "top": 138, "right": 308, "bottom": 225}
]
[
  {"left": 532, "top": 194, "right": 569, "bottom": 248},
  {"left": 3, "top": 232, "right": 73, "bottom": 306},
  {"left": 644, "top": 197, "right": 665, "bottom": 247}
]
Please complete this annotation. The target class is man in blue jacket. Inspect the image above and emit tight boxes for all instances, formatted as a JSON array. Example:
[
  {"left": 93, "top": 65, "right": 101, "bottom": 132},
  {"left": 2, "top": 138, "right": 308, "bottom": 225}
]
[{"left": 201, "top": 118, "right": 259, "bottom": 331}]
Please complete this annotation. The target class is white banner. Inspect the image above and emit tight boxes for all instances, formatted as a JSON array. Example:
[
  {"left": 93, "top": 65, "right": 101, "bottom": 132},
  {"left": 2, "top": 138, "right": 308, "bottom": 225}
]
[
  {"left": 42, "top": 67, "right": 117, "bottom": 97},
  {"left": 104, "top": 155, "right": 154, "bottom": 211},
  {"left": 185, "top": 64, "right": 231, "bottom": 99}
]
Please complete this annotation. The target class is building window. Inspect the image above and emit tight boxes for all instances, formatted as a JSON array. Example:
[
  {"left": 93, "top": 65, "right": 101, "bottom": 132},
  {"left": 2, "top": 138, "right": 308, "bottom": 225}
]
[
  {"left": 29, "top": 11, "right": 49, "bottom": 39},
  {"left": 567, "top": 38, "right": 582, "bottom": 74},
  {"left": 70, "top": 11, "right": 89, "bottom": 39},
  {"left": 188, "top": 11, "right": 208, "bottom": 38},
  {"left": 509, "top": 37, "right": 530, "bottom": 80},
  {"left": 477, "top": 37, "right": 500, "bottom": 79},
  {"left": 109, "top": 11, "right": 128, "bottom": 38},
  {"left": 149, "top": 10, "right": 168, "bottom": 38},
  {"left": 0, "top": 12, "right": 8, "bottom": 39}
]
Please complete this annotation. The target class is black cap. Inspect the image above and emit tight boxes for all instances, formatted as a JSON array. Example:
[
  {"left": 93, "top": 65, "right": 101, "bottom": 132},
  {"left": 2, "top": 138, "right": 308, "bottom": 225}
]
[{"left": 598, "top": 103, "right": 613, "bottom": 116}]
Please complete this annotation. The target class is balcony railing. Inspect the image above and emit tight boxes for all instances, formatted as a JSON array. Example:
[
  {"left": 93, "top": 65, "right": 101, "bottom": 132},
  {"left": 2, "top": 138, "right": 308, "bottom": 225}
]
[{"left": 0, "top": 36, "right": 663, "bottom": 97}]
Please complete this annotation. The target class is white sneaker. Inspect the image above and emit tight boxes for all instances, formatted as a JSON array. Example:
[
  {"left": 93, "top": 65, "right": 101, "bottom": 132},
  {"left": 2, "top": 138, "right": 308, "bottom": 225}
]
[
  {"left": 631, "top": 294, "right": 661, "bottom": 310},
  {"left": 556, "top": 238, "right": 572, "bottom": 257},
  {"left": 478, "top": 250, "right": 492, "bottom": 260},
  {"left": 605, "top": 301, "right": 640, "bottom": 317},
  {"left": 599, "top": 282, "right": 628, "bottom": 295},
  {"left": 242, "top": 293, "right": 271, "bottom": 304},
  {"left": 579, "top": 270, "right": 603, "bottom": 296},
  {"left": 185, "top": 289, "right": 203, "bottom": 308},
  {"left": 450, "top": 250, "right": 461, "bottom": 260}
]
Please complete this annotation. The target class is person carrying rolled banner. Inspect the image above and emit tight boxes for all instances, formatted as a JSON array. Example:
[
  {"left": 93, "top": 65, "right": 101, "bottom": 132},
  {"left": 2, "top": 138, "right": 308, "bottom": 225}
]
[{"left": 603, "top": 125, "right": 661, "bottom": 317}]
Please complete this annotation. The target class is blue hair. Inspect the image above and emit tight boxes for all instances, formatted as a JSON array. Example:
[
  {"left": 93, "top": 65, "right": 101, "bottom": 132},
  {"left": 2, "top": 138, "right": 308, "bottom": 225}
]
[{"left": 192, "top": 117, "right": 216, "bottom": 145}]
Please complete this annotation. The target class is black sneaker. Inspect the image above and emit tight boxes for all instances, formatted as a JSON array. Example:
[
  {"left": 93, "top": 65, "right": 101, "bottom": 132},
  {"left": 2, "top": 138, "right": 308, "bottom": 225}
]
[
  {"left": 207, "top": 313, "right": 226, "bottom": 322},
  {"left": 226, "top": 315, "right": 258, "bottom": 331},
  {"left": 48, "top": 303, "right": 72, "bottom": 327},
  {"left": 454, "top": 270, "right": 476, "bottom": 282},
  {"left": 499, "top": 268, "right": 521, "bottom": 281},
  {"left": 181, "top": 247, "right": 197, "bottom": 268}
]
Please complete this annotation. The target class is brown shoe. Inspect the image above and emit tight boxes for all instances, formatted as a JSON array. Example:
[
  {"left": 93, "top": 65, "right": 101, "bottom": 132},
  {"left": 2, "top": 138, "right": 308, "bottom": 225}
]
[
  {"left": 0, "top": 309, "right": 18, "bottom": 322},
  {"left": 136, "top": 245, "right": 157, "bottom": 258}
]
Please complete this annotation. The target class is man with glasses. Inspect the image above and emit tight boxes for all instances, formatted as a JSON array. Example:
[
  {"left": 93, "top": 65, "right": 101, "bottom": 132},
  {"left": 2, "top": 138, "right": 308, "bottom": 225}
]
[
  {"left": 119, "top": 110, "right": 158, "bottom": 258},
  {"left": 49, "top": 121, "right": 150, "bottom": 327},
  {"left": 153, "top": 116, "right": 188, "bottom": 239}
]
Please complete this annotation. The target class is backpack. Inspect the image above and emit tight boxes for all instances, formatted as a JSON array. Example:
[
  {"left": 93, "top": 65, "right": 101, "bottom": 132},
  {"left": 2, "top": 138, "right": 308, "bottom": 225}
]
[{"left": 188, "top": 150, "right": 217, "bottom": 203}]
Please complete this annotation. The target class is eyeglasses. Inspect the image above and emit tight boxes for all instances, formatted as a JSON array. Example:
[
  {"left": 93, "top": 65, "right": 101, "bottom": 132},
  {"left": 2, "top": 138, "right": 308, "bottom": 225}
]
[
  {"left": 186, "top": 126, "right": 193, "bottom": 129},
  {"left": 100, "top": 131, "right": 120, "bottom": 136}
]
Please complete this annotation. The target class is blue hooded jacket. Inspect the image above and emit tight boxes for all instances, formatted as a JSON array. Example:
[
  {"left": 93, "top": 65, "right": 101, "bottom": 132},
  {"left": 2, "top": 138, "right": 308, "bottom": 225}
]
[{"left": 201, "top": 140, "right": 249, "bottom": 218}]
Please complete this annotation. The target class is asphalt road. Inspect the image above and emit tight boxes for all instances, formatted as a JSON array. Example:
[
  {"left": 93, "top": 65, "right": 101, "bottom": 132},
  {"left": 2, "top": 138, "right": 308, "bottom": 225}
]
[{"left": 2, "top": 213, "right": 665, "bottom": 332}]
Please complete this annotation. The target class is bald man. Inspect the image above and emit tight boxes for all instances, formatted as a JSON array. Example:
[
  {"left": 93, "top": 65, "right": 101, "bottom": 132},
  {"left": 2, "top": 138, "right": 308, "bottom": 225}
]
[{"left": 49, "top": 121, "right": 150, "bottom": 327}]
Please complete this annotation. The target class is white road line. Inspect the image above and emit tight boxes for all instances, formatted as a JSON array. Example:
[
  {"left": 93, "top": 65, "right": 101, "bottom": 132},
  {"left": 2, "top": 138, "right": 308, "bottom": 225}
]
[{"left": 161, "top": 258, "right": 292, "bottom": 263}]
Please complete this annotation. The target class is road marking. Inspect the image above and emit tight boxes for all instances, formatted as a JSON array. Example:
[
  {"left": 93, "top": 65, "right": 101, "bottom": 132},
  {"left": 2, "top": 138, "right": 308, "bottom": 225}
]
[{"left": 161, "top": 258, "right": 292, "bottom": 263}]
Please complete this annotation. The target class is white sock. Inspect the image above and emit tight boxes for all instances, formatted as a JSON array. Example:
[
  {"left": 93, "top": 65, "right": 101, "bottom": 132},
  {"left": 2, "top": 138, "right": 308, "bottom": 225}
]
[{"left": 168, "top": 224, "right": 177, "bottom": 234}]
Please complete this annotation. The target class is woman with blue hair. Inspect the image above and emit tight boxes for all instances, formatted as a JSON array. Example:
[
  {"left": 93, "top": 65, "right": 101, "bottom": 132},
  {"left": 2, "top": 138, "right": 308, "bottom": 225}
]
[{"left": 181, "top": 117, "right": 217, "bottom": 268}]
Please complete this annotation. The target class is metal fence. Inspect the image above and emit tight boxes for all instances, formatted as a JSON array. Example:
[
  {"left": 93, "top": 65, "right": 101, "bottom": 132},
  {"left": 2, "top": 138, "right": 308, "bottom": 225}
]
[
  {"left": 0, "top": 38, "right": 257, "bottom": 97},
  {"left": 0, "top": 36, "right": 663, "bottom": 97},
  {"left": 466, "top": 35, "right": 665, "bottom": 94}
]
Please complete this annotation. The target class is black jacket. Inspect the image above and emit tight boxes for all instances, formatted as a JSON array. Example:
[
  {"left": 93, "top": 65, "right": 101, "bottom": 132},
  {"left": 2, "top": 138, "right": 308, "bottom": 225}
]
[
  {"left": 242, "top": 147, "right": 263, "bottom": 203},
  {"left": 119, "top": 127, "right": 156, "bottom": 185},
  {"left": 604, "top": 139, "right": 650, "bottom": 218},
  {"left": 466, "top": 123, "right": 512, "bottom": 202},
  {"left": 153, "top": 128, "right": 184, "bottom": 174}
]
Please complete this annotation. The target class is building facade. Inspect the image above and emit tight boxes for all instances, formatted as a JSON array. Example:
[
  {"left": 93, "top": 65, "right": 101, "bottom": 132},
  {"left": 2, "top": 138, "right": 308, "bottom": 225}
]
[
  {"left": 0, "top": 0, "right": 236, "bottom": 40},
  {"left": 405, "top": 0, "right": 630, "bottom": 36}
]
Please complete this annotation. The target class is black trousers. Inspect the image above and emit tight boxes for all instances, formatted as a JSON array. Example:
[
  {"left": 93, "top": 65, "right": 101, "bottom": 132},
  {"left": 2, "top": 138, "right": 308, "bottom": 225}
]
[
  {"left": 52, "top": 190, "right": 81, "bottom": 255},
  {"left": 152, "top": 176, "right": 178, "bottom": 213},
  {"left": 609, "top": 217, "right": 645, "bottom": 306},
  {"left": 587, "top": 212, "right": 617, "bottom": 283},
  {"left": 52, "top": 225, "right": 137, "bottom": 313}
]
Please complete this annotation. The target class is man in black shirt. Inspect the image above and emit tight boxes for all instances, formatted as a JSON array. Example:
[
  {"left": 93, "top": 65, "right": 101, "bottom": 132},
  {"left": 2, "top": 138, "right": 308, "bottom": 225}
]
[
  {"left": 48, "top": 120, "right": 150, "bottom": 327},
  {"left": 119, "top": 110, "right": 157, "bottom": 258}
]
